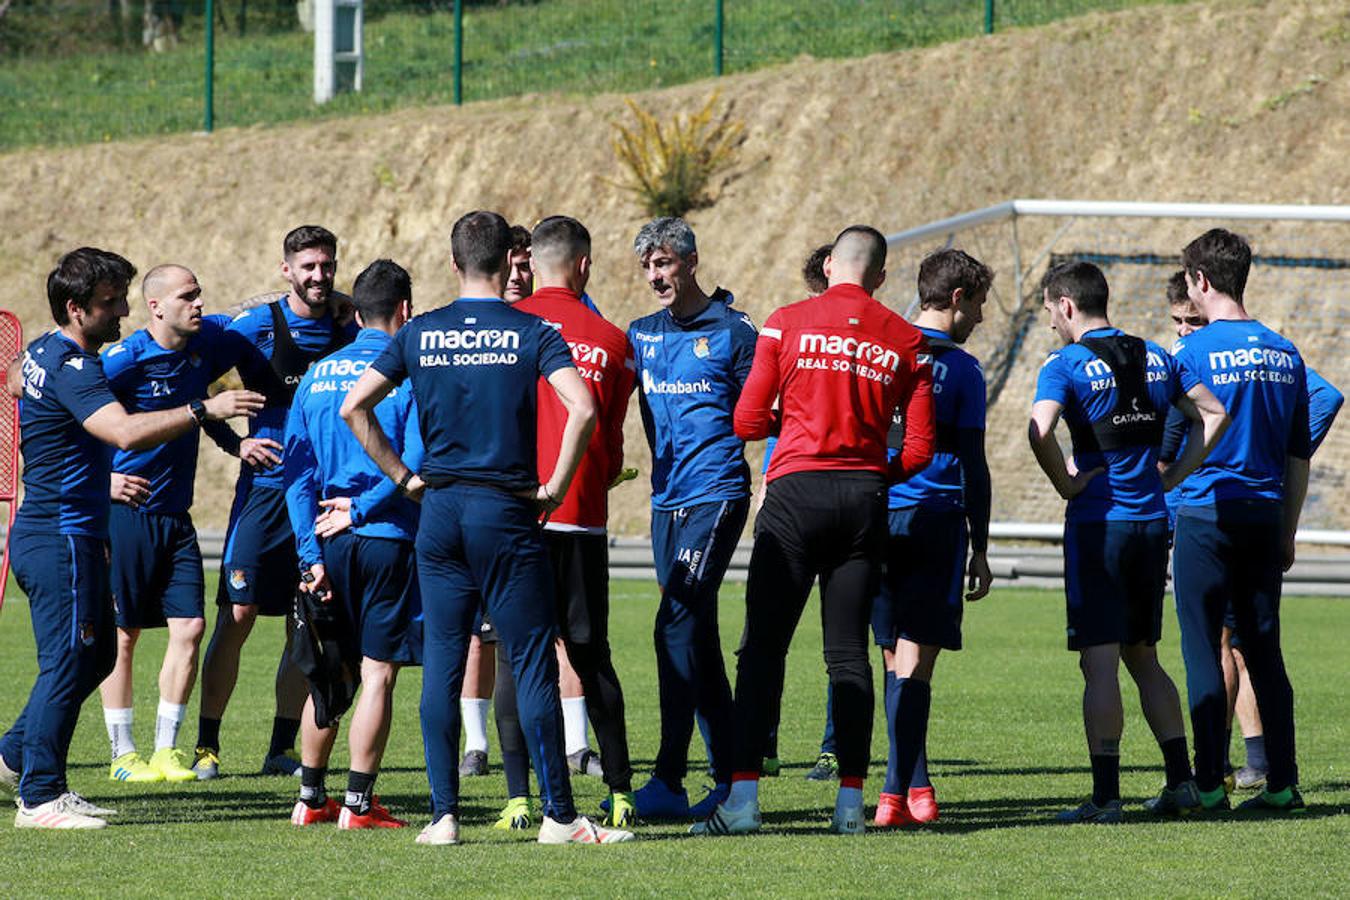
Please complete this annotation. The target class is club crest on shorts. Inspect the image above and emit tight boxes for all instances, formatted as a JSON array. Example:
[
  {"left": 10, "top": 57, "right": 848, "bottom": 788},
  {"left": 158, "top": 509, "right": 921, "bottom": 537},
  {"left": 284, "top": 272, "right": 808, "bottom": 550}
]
[
  {"left": 79, "top": 622, "right": 96, "bottom": 646},
  {"left": 692, "top": 337, "right": 711, "bottom": 359},
  {"left": 229, "top": 569, "right": 249, "bottom": 591}
]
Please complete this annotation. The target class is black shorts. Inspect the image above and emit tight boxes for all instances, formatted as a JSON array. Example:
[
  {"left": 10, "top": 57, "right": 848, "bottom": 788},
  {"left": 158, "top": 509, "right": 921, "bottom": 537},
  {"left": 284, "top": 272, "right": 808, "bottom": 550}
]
[
  {"left": 543, "top": 530, "right": 609, "bottom": 646},
  {"left": 1064, "top": 519, "right": 1168, "bottom": 650}
]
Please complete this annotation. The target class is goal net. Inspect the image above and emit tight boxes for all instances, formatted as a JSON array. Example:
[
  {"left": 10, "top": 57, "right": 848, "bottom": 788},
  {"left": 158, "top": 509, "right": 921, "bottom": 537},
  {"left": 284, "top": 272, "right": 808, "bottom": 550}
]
[{"left": 878, "top": 201, "right": 1350, "bottom": 532}]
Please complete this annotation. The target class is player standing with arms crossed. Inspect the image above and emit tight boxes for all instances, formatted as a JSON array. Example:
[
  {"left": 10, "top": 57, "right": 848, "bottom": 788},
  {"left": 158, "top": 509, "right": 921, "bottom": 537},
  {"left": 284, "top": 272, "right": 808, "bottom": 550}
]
[
  {"left": 697, "top": 225, "right": 935, "bottom": 836},
  {"left": 342, "top": 210, "right": 631, "bottom": 845},
  {"left": 625, "top": 217, "right": 758, "bottom": 820},
  {"left": 0, "top": 248, "right": 261, "bottom": 829},
  {"left": 1171, "top": 230, "right": 1315, "bottom": 813}
]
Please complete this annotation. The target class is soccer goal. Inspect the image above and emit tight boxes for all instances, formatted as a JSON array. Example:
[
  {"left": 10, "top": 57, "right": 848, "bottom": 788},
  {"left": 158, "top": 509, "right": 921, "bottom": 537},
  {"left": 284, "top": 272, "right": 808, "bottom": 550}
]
[{"left": 879, "top": 200, "right": 1350, "bottom": 536}]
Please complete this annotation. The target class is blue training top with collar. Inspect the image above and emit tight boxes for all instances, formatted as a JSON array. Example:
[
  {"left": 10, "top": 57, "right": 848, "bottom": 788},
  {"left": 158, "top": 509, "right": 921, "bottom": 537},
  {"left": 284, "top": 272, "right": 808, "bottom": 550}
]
[{"left": 628, "top": 292, "right": 757, "bottom": 511}]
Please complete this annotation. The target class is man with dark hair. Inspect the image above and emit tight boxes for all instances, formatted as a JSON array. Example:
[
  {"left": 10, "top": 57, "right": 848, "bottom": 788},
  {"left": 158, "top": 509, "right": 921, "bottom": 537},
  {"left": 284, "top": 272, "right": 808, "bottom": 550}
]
[
  {"left": 1171, "top": 230, "right": 1322, "bottom": 813},
  {"left": 0, "top": 248, "right": 262, "bottom": 829},
  {"left": 697, "top": 225, "right": 936, "bottom": 836},
  {"left": 505, "top": 215, "right": 639, "bottom": 828},
  {"left": 1029, "top": 260, "right": 1228, "bottom": 823},
  {"left": 95, "top": 265, "right": 282, "bottom": 785},
  {"left": 283, "top": 258, "right": 423, "bottom": 829},
  {"left": 195, "top": 224, "right": 357, "bottom": 780},
  {"left": 342, "top": 210, "right": 630, "bottom": 845},
  {"left": 874, "top": 248, "right": 994, "bottom": 827},
  {"left": 626, "top": 216, "right": 758, "bottom": 821},
  {"left": 801, "top": 243, "right": 831, "bottom": 296}
]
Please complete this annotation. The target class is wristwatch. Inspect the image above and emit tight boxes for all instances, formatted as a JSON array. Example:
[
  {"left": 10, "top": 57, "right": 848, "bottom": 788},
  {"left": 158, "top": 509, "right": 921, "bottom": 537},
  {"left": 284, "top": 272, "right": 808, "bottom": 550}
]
[
  {"left": 397, "top": 470, "right": 416, "bottom": 495},
  {"left": 188, "top": 399, "right": 207, "bottom": 426}
]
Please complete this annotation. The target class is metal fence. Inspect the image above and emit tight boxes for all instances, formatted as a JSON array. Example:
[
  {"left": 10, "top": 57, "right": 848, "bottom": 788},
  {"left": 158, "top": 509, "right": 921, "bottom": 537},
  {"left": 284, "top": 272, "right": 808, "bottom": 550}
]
[{"left": 0, "top": 0, "right": 1187, "bottom": 149}]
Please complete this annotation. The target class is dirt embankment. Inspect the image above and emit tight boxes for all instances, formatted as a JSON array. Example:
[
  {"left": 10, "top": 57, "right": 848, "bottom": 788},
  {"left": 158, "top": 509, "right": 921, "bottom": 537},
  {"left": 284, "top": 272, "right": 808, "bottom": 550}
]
[{"left": 0, "top": 0, "right": 1345, "bottom": 534}]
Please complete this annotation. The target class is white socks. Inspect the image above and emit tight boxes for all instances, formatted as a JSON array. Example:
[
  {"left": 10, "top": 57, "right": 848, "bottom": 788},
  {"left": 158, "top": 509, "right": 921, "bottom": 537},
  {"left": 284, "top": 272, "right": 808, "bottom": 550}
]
[
  {"left": 460, "top": 698, "right": 490, "bottom": 754},
  {"left": 155, "top": 700, "right": 186, "bottom": 751},
  {"left": 104, "top": 708, "right": 135, "bottom": 760},
  {"left": 562, "top": 697, "right": 589, "bottom": 755}
]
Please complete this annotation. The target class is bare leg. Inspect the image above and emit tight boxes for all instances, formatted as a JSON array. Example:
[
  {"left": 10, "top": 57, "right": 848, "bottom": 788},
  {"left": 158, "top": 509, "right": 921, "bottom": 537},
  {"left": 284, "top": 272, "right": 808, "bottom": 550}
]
[
  {"left": 160, "top": 617, "right": 206, "bottom": 706},
  {"left": 199, "top": 603, "right": 257, "bottom": 719},
  {"left": 462, "top": 634, "right": 495, "bottom": 700},
  {"left": 300, "top": 695, "right": 339, "bottom": 768},
  {"left": 891, "top": 640, "right": 941, "bottom": 682},
  {"left": 99, "top": 627, "right": 141, "bottom": 710},
  {"left": 1121, "top": 643, "right": 1186, "bottom": 743},
  {"left": 1232, "top": 646, "right": 1264, "bottom": 739},
  {"left": 349, "top": 659, "right": 400, "bottom": 774},
  {"left": 557, "top": 639, "right": 583, "bottom": 699},
  {"left": 1079, "top": 645, "right": 1123, "bottom": 755},
  {"left": 1221, "top": 627, "right": 1239, "bottom": 731}
]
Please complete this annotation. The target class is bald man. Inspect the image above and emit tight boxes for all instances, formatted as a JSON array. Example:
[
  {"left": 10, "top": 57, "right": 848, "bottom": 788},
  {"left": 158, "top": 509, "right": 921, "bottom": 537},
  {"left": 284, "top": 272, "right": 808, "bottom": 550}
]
[{"left": 96, "top": 265, "right": 280, "bottom": 784}]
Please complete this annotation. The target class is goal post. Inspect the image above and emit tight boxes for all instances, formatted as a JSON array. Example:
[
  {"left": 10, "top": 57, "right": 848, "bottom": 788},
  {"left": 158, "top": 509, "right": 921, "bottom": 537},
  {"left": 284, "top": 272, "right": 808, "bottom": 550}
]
[{"left": 878, "top": 200, "right": 1350, "bottom": 533}]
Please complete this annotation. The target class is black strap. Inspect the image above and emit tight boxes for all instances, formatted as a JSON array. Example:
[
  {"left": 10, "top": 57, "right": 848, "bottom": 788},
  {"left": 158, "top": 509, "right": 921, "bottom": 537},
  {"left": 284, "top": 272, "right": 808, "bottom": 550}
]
[
  {"left": 257, "top": 301, "right": 350, "bottom": 407},
  {"left": 1067, "top": 335, "right": 1165, "bottom": 454},
  {"left": 889, "top": 340, "right": 959, "bottom": 453}
]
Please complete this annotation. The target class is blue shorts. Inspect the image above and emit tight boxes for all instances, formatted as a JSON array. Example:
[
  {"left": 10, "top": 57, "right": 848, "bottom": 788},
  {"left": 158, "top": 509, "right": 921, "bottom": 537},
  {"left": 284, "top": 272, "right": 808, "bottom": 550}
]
[
  {"left": 216, "top": 481, "right": 299, "bottom": 616},
  {"left": 650, "top": 498, "right": 749, "bottom": 595},
  {"left": 321, "top": 531, "right": 422, "bottom": 665},
  {"left": 1064, "top": 518, "right": 1169, "bottom": 650},
  {"left": 109, "top": 505, "right": 204, "bottom": 628},
  {"left": 874, "top": 506, "right": 968, "bottom": 651}
]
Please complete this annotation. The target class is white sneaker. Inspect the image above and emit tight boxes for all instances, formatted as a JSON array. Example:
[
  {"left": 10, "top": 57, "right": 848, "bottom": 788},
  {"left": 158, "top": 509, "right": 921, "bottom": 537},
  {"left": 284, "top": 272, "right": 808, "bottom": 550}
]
[
  {"left": 415, "top": 813, "right": 459, "bottom": 845},
  {"left": 0, "top": 755, "right": 17, "bottom": 796},
  {"left": 61, "top": 792, "right": 117, "bottom": 817},
  {"left": 538, "top": 814, "right": 635, "bottom": 844},
  {"left": 15, "top": 795, "right": 107, "bottom": 829},
  {"left": 689, "top": 800, "right": 761, "bottom": 836},
  {"left": 830, "top": 798, "right": 865, "bottom": 835}
]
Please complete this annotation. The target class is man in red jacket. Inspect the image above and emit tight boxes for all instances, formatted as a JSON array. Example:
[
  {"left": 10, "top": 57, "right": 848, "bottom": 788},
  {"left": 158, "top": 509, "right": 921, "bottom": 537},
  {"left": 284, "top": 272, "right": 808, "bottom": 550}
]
[
  {"left": 512, "top": 215, "right": 639, "bottom": 827},
  {"left": 694, "top": 225, "right": 935, "bottom": 836}
]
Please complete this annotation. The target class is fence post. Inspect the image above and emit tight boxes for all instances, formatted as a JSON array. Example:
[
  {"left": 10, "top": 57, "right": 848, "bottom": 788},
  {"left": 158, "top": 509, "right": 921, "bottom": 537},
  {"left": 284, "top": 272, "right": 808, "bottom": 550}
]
[
  {"left": 204, "top": 0, "right": 215, "bottom": 132},
  {"left": 453, "top": 0, "right": 463, "bottom": 105},
  {"left": 714, "top": 0, "right": 724, "bottom": 76},
  {"left": 985, "top": 0, "right": 994, "bottom": 34}
]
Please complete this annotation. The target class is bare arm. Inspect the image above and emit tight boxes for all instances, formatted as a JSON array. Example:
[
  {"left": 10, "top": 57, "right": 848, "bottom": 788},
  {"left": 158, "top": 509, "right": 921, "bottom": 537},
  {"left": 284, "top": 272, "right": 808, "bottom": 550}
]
[
  {"left": 1159, "top": 384, "right": 1230, "bottom": 492},
  {"left": 340, "top": 367, "right": 425, "bottom": 500},
  {"left": 1027, "top": 399, "right": 1102, "bottom": 500},
  {"left": 82, "top": 389, "right": 265, "bottom": 452},
  {"left": 535, "top": 366, "right": 597, "bottom": 509}
]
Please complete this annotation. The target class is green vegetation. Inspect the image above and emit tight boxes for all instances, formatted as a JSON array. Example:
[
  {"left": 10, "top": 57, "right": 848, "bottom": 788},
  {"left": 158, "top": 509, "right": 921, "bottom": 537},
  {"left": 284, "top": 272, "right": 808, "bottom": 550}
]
[
  {"left": 0, "top": 0, "right": 1192, "bottom": 151},
  {"left": 610, "top": 93, "right": 744, "bottom": 218},
  {"left": 1, "top": 577, "right": 1346, "bottom": 896}
]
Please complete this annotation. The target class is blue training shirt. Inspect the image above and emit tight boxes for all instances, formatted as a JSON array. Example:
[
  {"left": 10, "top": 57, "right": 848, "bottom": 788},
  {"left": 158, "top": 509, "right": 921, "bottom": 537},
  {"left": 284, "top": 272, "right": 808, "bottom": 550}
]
[
  {"left": 226, "top": 301, "right": 357, "bottom": 489},
  {"left": 628, "top": 294, "right": 757, "bottom": 511},
  {"left": 1172, "top": 319, "right": 1310, "bottom": 507},
  {"left": 372, "top": 297, "right": 573, "bottom": 490},
  {"left": 284, "top": 328, "right": 424, "bottom": 569},
  {"left": 101, "top": 317, "right": 244, "bottom": 515},
  {"left": 14, "top": 330, "right": 120, "bottom": 538},
  {"left": 1034, "top": 327, "right": 1195, "bottom": 523},
  {"left": 888, "top": 327, "right": 987, "bottom": 511}
]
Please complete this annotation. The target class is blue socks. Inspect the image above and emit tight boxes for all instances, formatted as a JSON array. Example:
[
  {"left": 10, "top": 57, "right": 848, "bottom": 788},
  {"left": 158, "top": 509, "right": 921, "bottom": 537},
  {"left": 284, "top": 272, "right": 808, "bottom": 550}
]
[{"left": 883, "top": 675, "right": 932, "bottom": 796}]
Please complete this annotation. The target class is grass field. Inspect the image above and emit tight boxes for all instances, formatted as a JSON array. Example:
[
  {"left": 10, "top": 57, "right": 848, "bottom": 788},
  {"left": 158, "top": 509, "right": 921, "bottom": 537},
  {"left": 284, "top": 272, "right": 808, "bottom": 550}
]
[
  {"left": 0, "top": 0, "right": 1191, "bottom": 150},
  {"left": 0, "top": 576, "right": 1346, "bottom": 897}
]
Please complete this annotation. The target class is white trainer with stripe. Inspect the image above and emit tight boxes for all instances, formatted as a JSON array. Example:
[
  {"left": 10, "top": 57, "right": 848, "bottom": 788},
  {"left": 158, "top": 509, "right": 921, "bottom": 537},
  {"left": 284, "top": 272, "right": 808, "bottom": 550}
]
[
  {"left": 537, "top": 814, "right": 635, "bottom": 844},
  {"left": 15, "top": 795, "right": 107, "bottom": 830}
]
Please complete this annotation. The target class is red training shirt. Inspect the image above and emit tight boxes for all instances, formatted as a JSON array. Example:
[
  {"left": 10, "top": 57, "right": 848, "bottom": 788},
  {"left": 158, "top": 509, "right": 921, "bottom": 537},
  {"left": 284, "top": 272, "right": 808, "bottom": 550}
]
[
  {"left": 515, "top": 287, "right": 636, "bottom": 532},
  {"left": 734, "top": 282, "right": 935, "bottom": 483}
]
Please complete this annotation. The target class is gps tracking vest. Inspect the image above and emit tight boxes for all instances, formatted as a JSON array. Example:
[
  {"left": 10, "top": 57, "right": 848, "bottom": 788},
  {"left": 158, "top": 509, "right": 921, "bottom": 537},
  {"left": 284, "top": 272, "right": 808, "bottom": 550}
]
[
  {"left": 262, "top": 301, "right": 348, "bottom": 406},
  {"left": 1067, "top": 335, "right": 1164, "bottom": 454},
  {"left": 889, "top": 335, "right": 958, "bottom": 454}
]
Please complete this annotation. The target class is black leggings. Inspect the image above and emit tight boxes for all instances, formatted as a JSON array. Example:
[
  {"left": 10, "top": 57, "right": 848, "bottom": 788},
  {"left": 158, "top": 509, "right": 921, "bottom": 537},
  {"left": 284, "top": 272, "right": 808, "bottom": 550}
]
[{"left": 733, "top": 471, "right": 887, "bottom": 780}]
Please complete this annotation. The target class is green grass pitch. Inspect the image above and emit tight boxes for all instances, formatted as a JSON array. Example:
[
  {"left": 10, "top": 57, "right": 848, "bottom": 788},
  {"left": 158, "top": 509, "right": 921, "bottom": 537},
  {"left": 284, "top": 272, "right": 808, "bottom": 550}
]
[{"left": 0, "top": 577, "right": 1346, "bottom": 897}]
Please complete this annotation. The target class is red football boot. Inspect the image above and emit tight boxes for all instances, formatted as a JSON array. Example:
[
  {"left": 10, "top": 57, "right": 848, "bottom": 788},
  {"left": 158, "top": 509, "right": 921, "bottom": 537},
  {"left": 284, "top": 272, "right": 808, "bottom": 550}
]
[
  {"left": 906, "top": 786, "right": 939, "bottom": 824},
  {"left": 290, "top": 797, "right": 340, "bottom": 826},
  {"left": 873, "top": 792, "right": 917, "bottom": 827},
  {"left": 339, "top": 796, "right": 408, "bottom": 829}
]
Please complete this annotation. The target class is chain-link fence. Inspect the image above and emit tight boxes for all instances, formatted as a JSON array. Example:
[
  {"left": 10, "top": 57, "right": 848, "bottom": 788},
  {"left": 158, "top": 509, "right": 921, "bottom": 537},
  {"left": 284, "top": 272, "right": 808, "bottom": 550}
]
[{"left": 0, "top": 0, "right": 1185, "bottom": 150}]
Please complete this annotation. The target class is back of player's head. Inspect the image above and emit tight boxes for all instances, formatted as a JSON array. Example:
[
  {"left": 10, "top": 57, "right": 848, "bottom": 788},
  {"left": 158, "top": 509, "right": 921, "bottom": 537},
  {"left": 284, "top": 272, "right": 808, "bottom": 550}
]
[
  {"left": 1041, "top": 261, "right": 1109, "bottom": 317},
  {"left": 47, "top": 247, "right": 136, "bottom": 325},
  {"left": 830, "top": 226, "right": 888, "bottom": 284},
  {"left": 451, "top": 210, "right": 512, "bottom": 278},
  {"left": 1182, "top": 228, "right": 1250, "bottom": 303},
  {"left": 531, "top": 216, "right": 591, "bottom": 268},
  {"left": 141, "top": 264, "right": 194, "bottom": 303},
  {"left": 510, "top": 224, "right": 532, "bottom": 254},
  {"left": 634, "top": 217, "right": 696, "bottom": 262},
  {"left": 917, "top": 248, "right": 994, "bottom": 309},
  {"left": 802, "top": 244, "right": 831, "bottom": 295},
  {"left": 283, "top": 225, "right": 337, "bottom": 260},
  {"left": 352, "top": 259, "right": 412, "bottom": 325},
  {"left": 1166, "top": 270, "right": 1190, "bottom": 306}
]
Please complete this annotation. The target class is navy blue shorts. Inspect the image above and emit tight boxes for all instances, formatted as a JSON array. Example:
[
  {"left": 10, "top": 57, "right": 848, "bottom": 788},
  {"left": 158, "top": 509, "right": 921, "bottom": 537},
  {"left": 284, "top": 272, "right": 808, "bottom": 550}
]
[
  {"left": 321, "top": 531, "right": 421, "bottom": 665},
  {"left": 109, "top": 504, "right": 204, "bottom": 628},
  {"left": 1064, "top": 518, "right": 1169, "bottom": 650},
  {"left": 216, "top": 481, "right": 299, "bottom": 616},
  {"left": 874, "top": 506, "right": 968, "bottom": 651}
]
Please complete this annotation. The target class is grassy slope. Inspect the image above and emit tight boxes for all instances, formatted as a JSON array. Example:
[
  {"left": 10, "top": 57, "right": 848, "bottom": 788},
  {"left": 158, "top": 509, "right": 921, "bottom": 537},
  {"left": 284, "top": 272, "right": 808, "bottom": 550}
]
[
  {"left": 0, "top": 578, "right": 1346, "bottom": 897},
  {"left": 0, "top": 0, "right": 1188, "bottom": 150}
]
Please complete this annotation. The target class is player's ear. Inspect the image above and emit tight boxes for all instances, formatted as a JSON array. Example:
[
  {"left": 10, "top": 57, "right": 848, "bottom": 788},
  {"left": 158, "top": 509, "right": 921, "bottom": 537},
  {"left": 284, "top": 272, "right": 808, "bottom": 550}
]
[{"left": 950, "top": 286, "right": 964, "bottom": 308}]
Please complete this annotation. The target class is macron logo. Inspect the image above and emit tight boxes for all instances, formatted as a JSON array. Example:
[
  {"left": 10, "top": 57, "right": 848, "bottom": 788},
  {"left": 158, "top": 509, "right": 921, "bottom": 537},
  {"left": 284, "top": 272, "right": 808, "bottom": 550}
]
[
  {"left": 569, "top": 342, "right": 610, "bottom": 367},
  {"left": 798, "top": 333, "right": 901, "bottom": 371},
  {"left": 310, "top": 357, "right": 368, "bottom": 379},
  {"left": 642, "top": 369, "right": 711, "bottom": 395},
  {"left": 1208, "top": 347, "right": 1295, "bottom": 371},
  {"left": 420, "top": 329, "right": 520, "bottom": 352}
]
